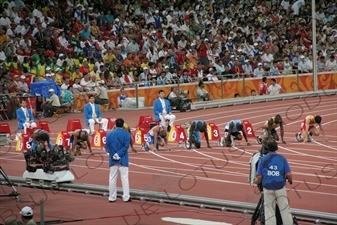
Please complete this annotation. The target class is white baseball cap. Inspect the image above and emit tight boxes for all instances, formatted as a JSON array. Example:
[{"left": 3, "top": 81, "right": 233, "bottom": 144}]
[
  {"left": 20, "top": 75, "right": 26, "bottom": 79},
  {"left": 20, "top": 206, "right": 33, "bottom": 217},
  {"left": 258, "top": 63, "right": 263, "bottom": 66},
  {"left": 49, "top": 89, "right": 55, "bottom": 92}
]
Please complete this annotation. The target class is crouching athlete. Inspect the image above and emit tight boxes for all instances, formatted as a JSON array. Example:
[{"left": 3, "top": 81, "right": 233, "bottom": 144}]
[
  {"left": 30, "top": 129, "right": 53, "bottom": 152},
  {"left": 221, "top": 120, "right": 251, "bottom": 147},
  {"left": 144, "top": 125, "right": 170, "bottom": 152},
  {"left": 296, "top": 115, "right": 328, "bottom": 143},
  {"left": 70, "top": 129, "right": 93, "bottom": 156},
  {"left": 256, "top": 114, "right": 286, "bottom": 144},
  {"left": 113, "top": 122, "right": 137, "bottom": 153},
  {"left": 186, "top": 120, "right": 211, "bottom": 149}
]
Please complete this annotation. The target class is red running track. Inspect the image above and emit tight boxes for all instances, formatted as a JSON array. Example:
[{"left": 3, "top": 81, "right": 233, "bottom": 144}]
[{"left": 1, "top": 96, "right": 336, "bottom": 224}]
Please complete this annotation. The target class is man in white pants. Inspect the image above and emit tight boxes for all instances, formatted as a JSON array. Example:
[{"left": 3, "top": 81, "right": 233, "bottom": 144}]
[
  {"left": 84, "top": 95, "right": 108, "bottom": 135},
  {"left": 105, "top": 118, "right": 131, "bottom": 202},
  {"left": 153, "top": 89, "right": 176, "bottom": 131},
  {"left": 16, "top": 100, "right": 37, "bottom": 139},
  {"left": 254, "top": 140, "right": 294, "bottom": 225}
]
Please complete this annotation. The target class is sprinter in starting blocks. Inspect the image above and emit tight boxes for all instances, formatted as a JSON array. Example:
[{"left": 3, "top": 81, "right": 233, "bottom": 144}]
[
  {"left": 143, "top": 124, "right": 170, "bottom": 152},
  {"left": 219, "top": 120, "right": 253, "bottom": 147},
  {"left": 70, "top": 129, "right": 93, "bottom": 156},
  {"left": 184, "top": 120, "right": 211, "bottom": 149}
]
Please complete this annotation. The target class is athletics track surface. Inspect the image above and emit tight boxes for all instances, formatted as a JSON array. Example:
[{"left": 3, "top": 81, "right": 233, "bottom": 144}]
[{"left": 1, "top": 95, "right": 336, "bottom": 225}]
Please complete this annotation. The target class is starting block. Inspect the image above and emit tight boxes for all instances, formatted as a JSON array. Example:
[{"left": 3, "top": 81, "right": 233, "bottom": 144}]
[
  {"left": 0, "top": 123, "right": 11, "bottom": 136},
  {"left": 36, "top": 121, "right": 50, "bottom": 132},
  {"left": 92, "top": 129, "right": 107, "bottom": 147},
  {"left": 66, "top": 119, "right": 82, "bottom": 131},
  {"left": 168, "top": 125, "right": 187, "bottom": 144},
  {"left": 243, "top": 120, "right": 255, "bottom": 138},
  {"left": 56, "top": 131, "right": 71, "bottom": 150},
  {"left": 16, "top": 134, "right": 31, "bottom": 152},
  {"left": 205, "top": 122, "right": 220, "bottom": 140},
  {"left": 133, "top": 127, "right": 149, "bottom": 145},
  {"left": 23, "top": 169, "right": 75, "bottom": 183}
]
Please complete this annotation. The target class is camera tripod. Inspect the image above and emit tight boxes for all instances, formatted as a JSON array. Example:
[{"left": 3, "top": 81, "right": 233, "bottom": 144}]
[
  {"left": 251, "top": 186, "right": 298, "bottom": 225},
  {"left": 0, "top": 166, "right": 20, "bottom": 202}
]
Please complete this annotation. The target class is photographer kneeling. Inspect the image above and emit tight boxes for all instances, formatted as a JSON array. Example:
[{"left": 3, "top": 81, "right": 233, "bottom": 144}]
[{"left": 254, "top": 139, "right": 294, "bottom": 225}]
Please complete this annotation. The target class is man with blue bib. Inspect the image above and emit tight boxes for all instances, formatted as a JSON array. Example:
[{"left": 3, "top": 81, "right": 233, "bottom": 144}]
[
  {"left": 254, "top": 139, "right": 294, "bottom": 225},
  {"left": 221, "top": 120, "right": 251, "bottom": 147},
  {"left": 186, "top": 120, "right": 211, "bottom": 149},
  {"left": 144, "top": 124, "right": 170, "bottom": 152}
]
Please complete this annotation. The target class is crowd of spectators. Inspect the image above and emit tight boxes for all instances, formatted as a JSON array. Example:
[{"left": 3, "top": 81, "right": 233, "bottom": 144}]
[{"left": 0, "top": 0, "right": 337, "bottom": 99}]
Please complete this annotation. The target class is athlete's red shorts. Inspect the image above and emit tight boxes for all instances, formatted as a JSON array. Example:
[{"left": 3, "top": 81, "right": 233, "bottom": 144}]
[{"left": 300, "top": 119, "right": 314, "bottom": 131}]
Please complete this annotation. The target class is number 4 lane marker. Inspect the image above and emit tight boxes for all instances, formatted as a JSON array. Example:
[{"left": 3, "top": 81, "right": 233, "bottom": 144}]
[{"left": 161, "top": 217, "right": 232, "bottom": 225}]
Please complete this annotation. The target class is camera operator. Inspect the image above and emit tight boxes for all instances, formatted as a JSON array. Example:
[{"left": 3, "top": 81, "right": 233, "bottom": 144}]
[{"left": 254, "top": 139, "right": 293, "bottom": 225}]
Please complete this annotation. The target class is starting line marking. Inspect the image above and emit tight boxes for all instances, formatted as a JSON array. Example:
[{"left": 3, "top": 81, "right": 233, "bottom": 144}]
[{"left": 161, "top": 217, "right": 232, "bottom": 225}]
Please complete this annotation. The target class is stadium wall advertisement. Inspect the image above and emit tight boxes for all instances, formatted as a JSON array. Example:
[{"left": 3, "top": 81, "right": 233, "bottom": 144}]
[{"left": 73, "top": 73, "right": 337, "bottom": 110}]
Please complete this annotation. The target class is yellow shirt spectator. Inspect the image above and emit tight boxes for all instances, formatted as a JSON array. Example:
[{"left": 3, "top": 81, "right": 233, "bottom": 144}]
[
  {"left": 88, "top": 63, "right": 94, "bottom": 71},
  {"left": 54, "top": 73, "right": 63, "bottom": 85},
  {"left": 140, "top": 62, "right": 149, "bottom": 69},
  {"left": 0, "top": 34, "right": 7, "bottom": 44},
  {"left": 71, "top": 71, "right": 83, "bottom": 81},
  {"left": 38, "top": 64, "right": 46, "bottom": 77},
  {"left": 183, "top": 62, "right": 195, "bottom": 70},
  {"left": 103, "top": 52, "right": 116, "bottom": 64}
]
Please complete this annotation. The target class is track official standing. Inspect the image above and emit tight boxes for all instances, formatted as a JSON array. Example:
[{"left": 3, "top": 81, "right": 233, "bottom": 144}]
[
  {"left": 254, "top": 140, "right": 293, "bottom": 225},
  {"left": 105, "top": 118, "right": 131, "bottom": 203}
]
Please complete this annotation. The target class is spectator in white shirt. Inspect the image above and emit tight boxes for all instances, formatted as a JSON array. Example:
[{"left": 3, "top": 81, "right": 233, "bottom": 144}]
[
  {"left": 206, "top": 68, "right": 219, "bottom": 81},
  {"left": 325, "top": 55, "right": 337, "bottom": 71},
  {"left": 298, "top": 55, "right": 311, "bottom": 73},
  {"left": 0, "top": 12, "right": 11, "bottom": 27},
  {"left": 268, "top": 78, "right": 286, "bottom": 95},
  {"left": 32, "top": 5, "right": 43, "bottom": 19},
  {"left": 261, "top": 49, "right": 274, "bottom": 68},
  {"left": 61, "top": 78, "right": 71, "bottom": 91},
  {"left": 243, "top": 59, "right": 253, "bottom": 76},
  {"left": 253, "top": 63, "right": 265, "bottom": 77}
]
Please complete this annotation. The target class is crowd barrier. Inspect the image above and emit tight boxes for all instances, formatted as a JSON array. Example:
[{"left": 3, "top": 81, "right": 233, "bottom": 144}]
[{"left": 72, "top": 72, "right": 337, "bottom": 110}]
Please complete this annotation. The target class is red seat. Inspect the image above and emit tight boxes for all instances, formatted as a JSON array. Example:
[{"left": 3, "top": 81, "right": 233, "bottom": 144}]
[
  {"left": 36, "top": 121, "right": 50, "bottom": 132},
  {"left": 66, "top": 119, "right": 83, "bottom": 131},
  {"left": 99, "top": 26, "right": 107, "bottom": 31},
  {"left": 138, "top": 115, "right": 155, "bottom": 125},
  {"left": 107, "top": 118, "right": 117, "bottom": 130},
  {"left": 0, "top": 123, "right": 11, "bottom": 134},
  {"left": 137, "top": 115, "right": 159, "bottom": 130}
]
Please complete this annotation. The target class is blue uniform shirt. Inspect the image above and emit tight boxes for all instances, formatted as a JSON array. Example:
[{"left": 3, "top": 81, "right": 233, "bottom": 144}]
[
  {"left": 190, "top": 120, "right": 205, "bottom": 143},
  {"left": 256, "top": 152, "right": 291, "bottom": 190},
  {"left": 105, "top": 128, "right": 130, "bottom": 167}
]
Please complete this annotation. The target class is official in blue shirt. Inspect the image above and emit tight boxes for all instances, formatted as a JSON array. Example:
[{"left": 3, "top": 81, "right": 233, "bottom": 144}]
[
  {"left": 153, "top": 90, "right": 176, "bottom": 131},
  {"left": 83, "top": 95, "right": 108, "bottom": 135},
  {"left": 105, "top": 118, "right": 131, "bottom": 203},
  {"left": 16, "top": 100, "right": 37, "bottom": 135},
  {"left": 254, "top": 140, "right": 294, "bottom": 225}
]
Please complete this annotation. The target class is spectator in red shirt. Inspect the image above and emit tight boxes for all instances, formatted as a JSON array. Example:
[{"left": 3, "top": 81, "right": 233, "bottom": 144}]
[
  {"left": 197, "top": 39, "right": 209, "bottom": 66},
  {"left": 259, "top": 76, "right": 269, "bottom": 95}
]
